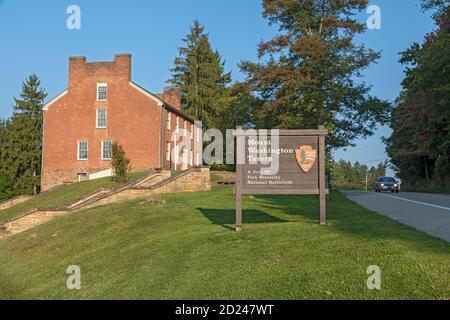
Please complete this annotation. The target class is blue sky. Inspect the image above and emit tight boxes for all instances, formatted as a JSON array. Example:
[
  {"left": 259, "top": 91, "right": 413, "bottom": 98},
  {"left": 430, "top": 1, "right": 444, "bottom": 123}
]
[{"left": 0, "top": 0, "right": 436, "bottom": 176}]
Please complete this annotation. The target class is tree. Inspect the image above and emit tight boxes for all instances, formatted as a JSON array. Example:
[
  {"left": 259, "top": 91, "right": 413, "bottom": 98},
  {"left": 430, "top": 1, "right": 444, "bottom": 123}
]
[
  {"left": 239, "top": 0, "right": 391, "bottom": 149},
  {"left": 385, "top": 3, "right": 449, "bottom": 190},
  {"left": 112, "top": 143, "right": 131, "bottom": 183},
  {"left": 168, "top": 20, "right": 232, "bottom": 128},
  {"left": 421, "top": 0, "right": 450, "bottom": 19},
  {"left": 7, "top": 75, "right": 47, "bottom": 195},
  {"left": 213, "top": 83, "right": 262, "bottom": 131},
  {"left": 331, "top": 159, "right": 386, "bottom": 190},
  {"left": 0, "top": 119, "right": 14, "bottom": 201}
]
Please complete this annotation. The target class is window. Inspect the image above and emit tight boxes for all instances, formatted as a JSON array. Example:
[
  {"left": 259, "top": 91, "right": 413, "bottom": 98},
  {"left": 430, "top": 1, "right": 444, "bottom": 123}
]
[
  {"left": 174, "top": 140, "right": 178, "bottom": 163},
  {"left": 78, "top": 141, "right": 88, "bottom": 160},
  {"left": 167, "top": 112, "right": 171, "bottom": 130},
  {"left": 78, "top": 173, "right": 88, "bottom": 182},
  {"left": 191, "top": 124, "right": 194, "bottom": 140},
  {"left": 101, "top": 141, "right": 112, "bottom": 160},
  {"left": 196, "top": 152, "right": 200, "bottom": 166},
  {"left": 166, "top": 142, "right": 171, "bottom": 161},
  {"left": 96, "top": 109, "right": 107, "bottom": 128},
  {"left": 196, "top": 127, "right": 200, "bottom": 143},
  {"left": 97, "top": 83, "right": 107, "bottom": 101}
]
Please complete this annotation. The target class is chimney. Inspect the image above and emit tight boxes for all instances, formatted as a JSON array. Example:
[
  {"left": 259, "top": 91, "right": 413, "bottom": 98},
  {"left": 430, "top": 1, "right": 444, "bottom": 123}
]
[
  {"left": 162, "top": 87, "right": 181, "bottom": 109},
  {"left": 68, "top": 56, "right": 86, "bottom": 88},
  {"left": 114, "top": 54, "right": 131, "bottom": 80}
]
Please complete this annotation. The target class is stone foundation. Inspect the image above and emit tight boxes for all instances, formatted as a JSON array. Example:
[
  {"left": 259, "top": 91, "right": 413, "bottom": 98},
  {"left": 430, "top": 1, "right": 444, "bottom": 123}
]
[{"left": 0, "top": 196, "right": 34, "bottom": 211}]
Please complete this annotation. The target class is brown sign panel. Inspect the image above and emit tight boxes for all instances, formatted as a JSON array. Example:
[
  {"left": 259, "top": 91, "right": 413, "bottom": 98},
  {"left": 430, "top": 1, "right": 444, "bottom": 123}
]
[
  {"left": 235, "top": 128, "right": 328, "bottom": 231},
  {"left": 241, "top": 135, "right": 320, "bottom": 195}
]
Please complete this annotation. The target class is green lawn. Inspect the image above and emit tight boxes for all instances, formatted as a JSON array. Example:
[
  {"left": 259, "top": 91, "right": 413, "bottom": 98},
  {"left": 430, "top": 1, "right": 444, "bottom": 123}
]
[
  {"left": 0, "top": 172, "right": 146, "bottom": 223},
  {"left": 0, "top": 187, "right": 448, "bottom": 299}
]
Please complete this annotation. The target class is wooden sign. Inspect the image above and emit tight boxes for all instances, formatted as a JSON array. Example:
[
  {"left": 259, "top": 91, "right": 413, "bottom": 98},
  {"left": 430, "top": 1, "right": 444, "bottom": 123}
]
[{"left": 235, "top": 127, "right": 328, "bottom": 232}]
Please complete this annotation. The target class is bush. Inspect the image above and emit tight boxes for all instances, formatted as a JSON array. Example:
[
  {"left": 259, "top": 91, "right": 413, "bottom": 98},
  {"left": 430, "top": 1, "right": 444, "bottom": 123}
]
[
  {"left": 0, "top": 176, "right": 14, "bottom": 202},
  {"left": 112, "top": 143, "right": 131, "bottom": 183},
  {"left": 210, "top": 162, "right": 236, "bottom": 172}
]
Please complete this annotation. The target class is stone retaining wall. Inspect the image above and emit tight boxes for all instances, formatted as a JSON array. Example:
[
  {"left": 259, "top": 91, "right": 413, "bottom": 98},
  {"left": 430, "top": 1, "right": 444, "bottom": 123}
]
[
  {"left": 211, "top": 171, "right": 236, "bottom": 181},
  {"left": 2, "top": 210, "right": 69, "bottom": 235},
  {"left": 1, "top": 167, "right": 211, "bottom": 237},
  {"left": 0, "top": 196, "right": 34, "bottom": 211},
  {"left": 83, "top": 167, "right": 211, "bottom": 209}
]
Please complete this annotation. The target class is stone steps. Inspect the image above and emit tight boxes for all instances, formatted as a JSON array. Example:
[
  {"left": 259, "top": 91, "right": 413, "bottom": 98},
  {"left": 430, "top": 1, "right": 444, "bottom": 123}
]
[{"left": 0, "top": 168, "right": 210, "bottom": 237}]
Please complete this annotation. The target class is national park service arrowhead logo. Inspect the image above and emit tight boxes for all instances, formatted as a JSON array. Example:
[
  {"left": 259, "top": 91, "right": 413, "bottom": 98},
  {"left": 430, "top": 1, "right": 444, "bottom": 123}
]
[{"left": 295, "top": 145, "right": 317, "bottom": 173}]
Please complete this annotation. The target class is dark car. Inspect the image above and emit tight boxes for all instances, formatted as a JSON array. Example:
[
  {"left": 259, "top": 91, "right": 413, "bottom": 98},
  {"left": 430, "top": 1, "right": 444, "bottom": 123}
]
[{"left": 374, "top": 177, "right": 399, "bottom": 193}]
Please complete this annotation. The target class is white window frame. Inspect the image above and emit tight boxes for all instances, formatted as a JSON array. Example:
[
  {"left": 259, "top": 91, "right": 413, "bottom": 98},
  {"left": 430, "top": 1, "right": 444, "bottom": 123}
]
[
  {"left": 97, "top": 83, "right": 108, "bottom": 102},
  {"left": 96, "top": 109, "right": 107, "bottom": 128},
  {"left": 196, "top": 127, "right": 200, "bottom": 143},
  {"left": 166, "top": 142, "right": 171, "bottom": 161},
  {"left": 78, "top": 173, "right": 88, "bottom": 182},
  {"left": 77, "top": 141, "right": 88, "bottom": 161},
  {"left": 101, "top": 140, "right": 112, "bottom": 160},
  {"left": 174, "top": 140, "right": 178, "bottom": 164}
]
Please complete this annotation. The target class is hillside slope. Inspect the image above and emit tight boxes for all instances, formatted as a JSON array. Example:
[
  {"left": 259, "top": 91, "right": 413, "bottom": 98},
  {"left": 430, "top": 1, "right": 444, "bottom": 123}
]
[
  {"left": 0, "top": 172, "right": 146, "bottom": 223},
  {"left": 0, "top": 187, "right": 448, "bottom": 299}
]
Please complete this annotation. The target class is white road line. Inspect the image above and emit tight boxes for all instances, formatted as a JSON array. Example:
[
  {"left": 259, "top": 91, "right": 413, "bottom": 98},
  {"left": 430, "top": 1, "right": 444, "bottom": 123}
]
[{"left": 376, "top": 193, "right": 450, "bottom": 211}]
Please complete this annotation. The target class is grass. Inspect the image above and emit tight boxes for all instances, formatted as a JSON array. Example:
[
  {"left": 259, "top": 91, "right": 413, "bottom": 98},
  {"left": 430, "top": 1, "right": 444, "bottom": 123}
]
[
  {"left": 0, "top": 171, "right": 146, "bottom": 223},
  {"left": 0, "top": 187, "right": 448, "bottom": 299}
]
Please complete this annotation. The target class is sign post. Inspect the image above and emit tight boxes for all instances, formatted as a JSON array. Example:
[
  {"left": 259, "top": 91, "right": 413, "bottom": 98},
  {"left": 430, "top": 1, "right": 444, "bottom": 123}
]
[{"left": 235, "top": 127, "right": 328, "bottom": 232}]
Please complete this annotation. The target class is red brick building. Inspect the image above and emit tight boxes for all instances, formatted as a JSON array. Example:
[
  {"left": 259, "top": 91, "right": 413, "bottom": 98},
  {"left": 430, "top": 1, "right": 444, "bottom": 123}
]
[{"left": 41, "top": 54, "right": 202, "bottom": 191}]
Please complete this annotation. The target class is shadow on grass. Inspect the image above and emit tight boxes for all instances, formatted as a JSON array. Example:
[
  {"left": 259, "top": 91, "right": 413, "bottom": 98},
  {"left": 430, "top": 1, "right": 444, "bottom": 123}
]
[
  {"left": 253, "top": 192, "right": 450, "bottom": 253},
  {"left": 198, "top": 208, "right": 287, "bottom": 230}
]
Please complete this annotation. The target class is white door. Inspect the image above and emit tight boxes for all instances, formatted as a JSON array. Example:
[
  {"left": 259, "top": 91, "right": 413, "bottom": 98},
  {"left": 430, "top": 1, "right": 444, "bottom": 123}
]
[{"left": 181, "top": 147, "right": 188, "bottom": 170}]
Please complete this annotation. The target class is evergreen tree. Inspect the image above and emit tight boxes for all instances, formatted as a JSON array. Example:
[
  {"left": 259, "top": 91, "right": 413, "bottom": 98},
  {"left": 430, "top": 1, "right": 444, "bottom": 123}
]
[
  {"left": 0, "top": 119, "right": 14, "bottom": 200},
  {"left": 239, "top": 0, "right": 391, "bottom": 149},
  {"left": 112, "top": 143, "right": 130, "bottom": 183},
  {"left": 168, "top": 20, "right": 231, "bottom": 128},
  {"left": 8, "top": 74, "right": 47, "bottom": 195}
]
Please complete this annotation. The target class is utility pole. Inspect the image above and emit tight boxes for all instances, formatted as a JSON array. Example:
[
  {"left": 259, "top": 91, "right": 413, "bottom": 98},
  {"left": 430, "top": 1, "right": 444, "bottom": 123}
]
[{"left": 365, "top": 171, "right": 369, "bottom": 191}]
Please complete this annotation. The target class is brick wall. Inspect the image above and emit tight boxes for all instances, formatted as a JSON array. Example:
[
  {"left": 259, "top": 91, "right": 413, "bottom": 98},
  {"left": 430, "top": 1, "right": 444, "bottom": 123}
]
[{"left": 41, "top": 54, "right": 198, "bottom": 191}]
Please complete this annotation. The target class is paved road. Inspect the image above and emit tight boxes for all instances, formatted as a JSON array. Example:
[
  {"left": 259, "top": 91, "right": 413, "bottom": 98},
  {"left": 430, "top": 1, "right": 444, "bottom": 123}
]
[{"left": 341, "top": 190, "right": 450, "bottom": 242}]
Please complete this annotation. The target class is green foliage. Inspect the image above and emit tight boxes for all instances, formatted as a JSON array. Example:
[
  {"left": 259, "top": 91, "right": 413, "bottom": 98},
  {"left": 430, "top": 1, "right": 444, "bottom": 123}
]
[
  {"left": 239, "top": 0, "right": 391, "bottom": 149},
  {"left": 213, "top": 83, "right": 262, "bottom": 131},
  {"left": 111, "top": 143, "right": 131, "bottom": 183},
  {"left": 0, "top": 75, "right": 46, "bottom": 196},
  {"left": 386, "top": 6, "right": 449, "bottom": 191},
  {"left": 421, "top": 0, "right": 450, "bottom": 19},
  {"left": 209, "top": 162, "right": 235, "bottom": 172},
  {"left": 332, "top": 160, "right": 386, "bottom": 190},
  {"left": 0, "top": 176, "right": 13, "bottom": 202},
  {"left": 168, "top": 20, "right": 232, "bottom": 129}
]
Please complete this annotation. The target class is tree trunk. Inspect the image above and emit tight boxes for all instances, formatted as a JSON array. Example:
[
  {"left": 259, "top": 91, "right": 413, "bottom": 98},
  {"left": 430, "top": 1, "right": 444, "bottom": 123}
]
[
  {"left": 424, "top": 155, "right": 430, "bottom": 183},
  {"left": 33, "top": 168, "right": 37, "bottom": 195}
]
